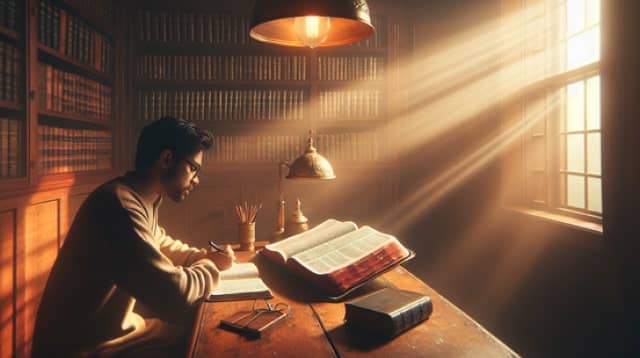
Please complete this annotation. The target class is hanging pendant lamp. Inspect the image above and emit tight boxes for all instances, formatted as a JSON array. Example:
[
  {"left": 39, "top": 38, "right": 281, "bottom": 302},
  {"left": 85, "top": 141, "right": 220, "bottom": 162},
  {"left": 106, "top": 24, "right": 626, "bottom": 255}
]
[{"left": 249, "top": 0, "right": 375, "bottom": 48}]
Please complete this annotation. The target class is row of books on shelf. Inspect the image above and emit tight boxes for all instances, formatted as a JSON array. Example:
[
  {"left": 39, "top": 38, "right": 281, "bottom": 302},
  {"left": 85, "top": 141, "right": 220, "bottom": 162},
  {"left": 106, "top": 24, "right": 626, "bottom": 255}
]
[
  {"left": 0, "top": 0, "right": 18, "bottom": 32},
  {"left": 38, "top": 63, "right": 112, "bottom": 120},
  {"left": 39, "top": 0, "right": 113, "bottom": 74},
  {"left": 318, "top": 56, "right": 385, "bottom": 81},
  {"left": 0, "top": 39, "right": 24, "bottom": 103},
  {"left": 137, "top": 55, "right": 308, "bottom": 81},
  {"left": 138, "top": 89, "right": 305, "bottom": 122},
  {"left": 319, "top": 90, "right": 383, "bottom": 119},
  {"left": 64, "top": 0, "right": 113, "bottom": 25},
  {"left": 38, "top": 124, "right": 112, "bottom": 174},
  {"left": 135, "top": 10, "right": 252, "bottom": 45},
  {"left": 203, "top": 132, "right": 384, "bottom": 163},
  {"left": 0, "top": 117, "right": 22, "bottom": 179}
]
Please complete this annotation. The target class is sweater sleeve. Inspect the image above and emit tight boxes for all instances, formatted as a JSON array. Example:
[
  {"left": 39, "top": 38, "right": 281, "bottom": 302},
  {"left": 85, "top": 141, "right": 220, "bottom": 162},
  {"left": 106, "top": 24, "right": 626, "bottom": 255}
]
[
  {"left": 104, "top": 190, "right": 219, "bottom": 324},
  {"left": 156, "top": 226, "right": 208, "bottom": 267}
]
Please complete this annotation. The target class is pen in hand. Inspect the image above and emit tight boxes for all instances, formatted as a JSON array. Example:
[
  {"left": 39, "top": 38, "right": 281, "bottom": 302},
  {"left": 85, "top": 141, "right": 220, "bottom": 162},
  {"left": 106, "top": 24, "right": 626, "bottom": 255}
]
[
  {"left": 209, "top": 241, "right": 237, "bottom": 263},
  {"left": 208, "top": 240, "right": 226, "bottom": 254}
]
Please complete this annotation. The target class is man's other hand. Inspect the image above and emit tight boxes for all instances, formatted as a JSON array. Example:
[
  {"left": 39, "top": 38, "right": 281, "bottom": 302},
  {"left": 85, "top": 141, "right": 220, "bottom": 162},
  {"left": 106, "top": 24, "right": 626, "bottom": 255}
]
[{"left": 205, "top": 245, "right": 235, "bottom": 270}]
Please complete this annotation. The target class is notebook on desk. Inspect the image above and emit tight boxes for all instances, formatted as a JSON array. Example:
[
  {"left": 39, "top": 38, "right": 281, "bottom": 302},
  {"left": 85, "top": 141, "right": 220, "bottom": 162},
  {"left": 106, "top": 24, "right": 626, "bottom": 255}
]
[{"left": 208, "top": 262, "right": 273, "bottom": 302}]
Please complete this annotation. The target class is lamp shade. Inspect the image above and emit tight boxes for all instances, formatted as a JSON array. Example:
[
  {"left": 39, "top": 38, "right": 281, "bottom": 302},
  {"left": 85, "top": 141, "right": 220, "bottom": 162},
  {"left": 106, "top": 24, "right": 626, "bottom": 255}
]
[
  {"left": 250, "top": 0, "right": 375, "bottom": 48},
  {"left": 286, "top": 134, "right": 336, "bottom": 180}
]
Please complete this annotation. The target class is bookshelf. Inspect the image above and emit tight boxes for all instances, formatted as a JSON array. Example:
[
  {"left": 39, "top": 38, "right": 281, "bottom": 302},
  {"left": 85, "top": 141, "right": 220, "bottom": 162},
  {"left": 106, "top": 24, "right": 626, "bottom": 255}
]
[
  {"left": 0, "top": 0, "right": 116, "bottom": 187},
  {"left": 0, "top": 0, "right": 25, "bottom": 180},
  {"left": 34, "top": 0, "right": 114, "bottom": 178},
  {"left": 131, "top": 3, "right": 396, "bottom": 168}
]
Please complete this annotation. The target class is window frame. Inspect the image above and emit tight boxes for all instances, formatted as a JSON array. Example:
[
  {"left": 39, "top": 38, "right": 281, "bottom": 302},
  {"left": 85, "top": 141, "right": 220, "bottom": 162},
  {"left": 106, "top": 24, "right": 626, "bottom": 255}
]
[{"left": 511, "top": 0, "right": 602, "bottom": 224}]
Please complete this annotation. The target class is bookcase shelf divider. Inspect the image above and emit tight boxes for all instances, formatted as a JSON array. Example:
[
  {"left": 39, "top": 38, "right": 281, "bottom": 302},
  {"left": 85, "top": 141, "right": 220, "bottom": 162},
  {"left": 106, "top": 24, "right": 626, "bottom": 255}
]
[
  {"left": 0, "top": 26, "right": 21, "bottom": 41},
  {"left": 38, "top": 109, "right": 113, "bottom": 128},
  {"left": 38, "top": 44, "right": 113, "bottom": 85}
]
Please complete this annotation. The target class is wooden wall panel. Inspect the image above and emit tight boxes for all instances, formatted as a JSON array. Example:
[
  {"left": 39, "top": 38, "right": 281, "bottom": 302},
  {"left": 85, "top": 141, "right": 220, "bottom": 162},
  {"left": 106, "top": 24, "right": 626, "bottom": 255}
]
[
  {"left": 16, "top": 200, "right": 60, "bottom": 357},
  {"left": 186, "top": 187, "right": 237, "bottom": 247},
  {"left": 159, "top": 183, "right": 240, "bottom": 248},
  {"left": 0, "top": 211, "right": 15, "bottom": 358}
]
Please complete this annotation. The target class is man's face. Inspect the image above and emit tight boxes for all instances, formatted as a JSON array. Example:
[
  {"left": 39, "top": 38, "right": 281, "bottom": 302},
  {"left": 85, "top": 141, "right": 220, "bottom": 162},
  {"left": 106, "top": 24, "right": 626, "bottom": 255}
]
[{"left": 163, "top": 151, "right": 202, "bottom": 202}]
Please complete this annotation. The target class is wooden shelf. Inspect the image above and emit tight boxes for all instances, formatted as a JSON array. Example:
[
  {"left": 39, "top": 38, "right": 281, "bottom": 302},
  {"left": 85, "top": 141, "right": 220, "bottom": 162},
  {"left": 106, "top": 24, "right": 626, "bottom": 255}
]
[
  {"left": 317, "top": 80, "right": 386, "bottom": 88},
  {"left": 39, "top": 109, "right": 113, "bottom": 129},
  {"left": 136, "top": 79, "right": 309, "bottom": 89},
  {"left": 137, "top": 42, "right": 312, "bottom": 56},
  {"left": 201, "top": 161, "right": 399, "bottom": 174},
  {"left": 0, "top": 100, "right": 23, "bottom": 112},
  {"left": 38, "top": 44, "right": 113, "bottom": 85},
  {"left": 313, "top": 120, "right": 387, "bottom": 130},
  {"left": 137, "top": 42, "right": 387, "bottom": 57},
  {"left": 315, "top": 47, "right": 387, "bottom": 56},
  {"left": 0, "top": 26, "right": 20, "bottom": 42},
  {"left": 137, "top": 119, "right": 386, "bottom": 134},
  {"left": 39, "top": 168, "right": 113, "bottom": 180},
  {"left": 176, "top": 120, "right": 309, "bottom": 135},
  {"left": 36, "top": 169, "right": 116, "bottom": 191}
]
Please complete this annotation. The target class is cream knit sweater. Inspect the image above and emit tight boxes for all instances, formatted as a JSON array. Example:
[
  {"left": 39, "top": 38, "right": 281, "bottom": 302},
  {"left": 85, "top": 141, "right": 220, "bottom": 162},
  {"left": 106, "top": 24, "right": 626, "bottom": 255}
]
[{"left": 32, "top": 174, "right": 220, "bottom": 356}]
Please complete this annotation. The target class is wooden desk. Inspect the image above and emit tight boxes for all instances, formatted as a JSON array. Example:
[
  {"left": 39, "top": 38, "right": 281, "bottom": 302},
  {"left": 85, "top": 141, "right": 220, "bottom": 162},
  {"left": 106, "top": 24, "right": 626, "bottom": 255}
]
[{"left": 187, "top": 252, "right": 519, "bottom": 357}]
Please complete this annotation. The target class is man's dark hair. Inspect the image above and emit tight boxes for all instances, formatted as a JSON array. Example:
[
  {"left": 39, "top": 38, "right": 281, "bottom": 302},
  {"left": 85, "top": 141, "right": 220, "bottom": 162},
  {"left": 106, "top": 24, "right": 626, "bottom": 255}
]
[{"left": 135, "top": 116, "right": 214, "bottom": 170}]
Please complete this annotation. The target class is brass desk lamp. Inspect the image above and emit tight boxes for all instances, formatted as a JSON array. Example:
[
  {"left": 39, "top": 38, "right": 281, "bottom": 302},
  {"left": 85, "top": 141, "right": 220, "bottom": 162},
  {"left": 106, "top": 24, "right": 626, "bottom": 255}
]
[{"left": 273, "top": 131, "right": 335, "bottom": 241}]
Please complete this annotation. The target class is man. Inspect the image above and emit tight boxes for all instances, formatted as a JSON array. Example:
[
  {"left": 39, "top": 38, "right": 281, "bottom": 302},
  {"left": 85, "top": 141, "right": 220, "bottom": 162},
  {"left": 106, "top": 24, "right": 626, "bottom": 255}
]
[{"left": 32, "top": 117, "right": 235, "bottom": 356}]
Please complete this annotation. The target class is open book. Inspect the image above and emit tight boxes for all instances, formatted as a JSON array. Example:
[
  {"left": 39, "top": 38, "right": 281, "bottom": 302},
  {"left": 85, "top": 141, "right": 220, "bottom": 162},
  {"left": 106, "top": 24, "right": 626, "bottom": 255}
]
[
  {"left": 208, "top": 262, "right": 273, "bottom": 302},
  {"left": 260, "top": 219, "right": 412, "bottom": 298}
]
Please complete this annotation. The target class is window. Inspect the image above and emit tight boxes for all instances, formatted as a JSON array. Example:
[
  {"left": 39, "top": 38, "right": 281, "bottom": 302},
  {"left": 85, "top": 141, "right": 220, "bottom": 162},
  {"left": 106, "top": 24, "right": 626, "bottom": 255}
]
[{"left": 518, "top": 0, "right": 601, "bottom": 219}]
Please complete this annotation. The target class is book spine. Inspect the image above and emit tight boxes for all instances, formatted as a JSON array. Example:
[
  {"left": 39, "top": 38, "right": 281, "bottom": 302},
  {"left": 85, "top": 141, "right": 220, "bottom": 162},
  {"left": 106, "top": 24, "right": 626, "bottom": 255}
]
[
  {"left": 389, "top": 298, "right": 433, "bottom": 338},
  {"left": 0, "top": 118, "right": 8, "bottom": 178},
  {"left": 7, "top": 118, "right": 18, "bottom": 177},
  {"left": 0, "top": 42, "right": 5, "bottom": 101}
]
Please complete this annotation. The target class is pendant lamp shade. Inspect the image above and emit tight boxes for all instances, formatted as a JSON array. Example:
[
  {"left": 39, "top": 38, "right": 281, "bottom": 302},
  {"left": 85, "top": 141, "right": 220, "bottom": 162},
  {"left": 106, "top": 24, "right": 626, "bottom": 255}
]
[{"left": 250, "top": 0, "right": 375, "bottom": 48}]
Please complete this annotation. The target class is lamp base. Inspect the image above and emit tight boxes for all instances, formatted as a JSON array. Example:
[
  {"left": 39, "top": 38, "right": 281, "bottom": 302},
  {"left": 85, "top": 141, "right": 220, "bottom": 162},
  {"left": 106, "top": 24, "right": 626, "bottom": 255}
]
[{"left": 271, "top": 228, "right": 285, "bottom": 242}]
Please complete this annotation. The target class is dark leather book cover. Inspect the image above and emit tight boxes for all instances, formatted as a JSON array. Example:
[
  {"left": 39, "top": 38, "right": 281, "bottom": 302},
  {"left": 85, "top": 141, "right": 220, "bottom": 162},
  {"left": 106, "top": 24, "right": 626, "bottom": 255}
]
[{"left": 344, "top": 287, "right": 433, "bottom": 339}]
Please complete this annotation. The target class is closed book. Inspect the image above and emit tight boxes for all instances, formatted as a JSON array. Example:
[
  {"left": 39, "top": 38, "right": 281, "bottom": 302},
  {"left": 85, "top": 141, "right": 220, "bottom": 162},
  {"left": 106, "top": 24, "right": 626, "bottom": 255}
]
[{"left": 344, "top": 288, "right": 432, "bottom": 340}]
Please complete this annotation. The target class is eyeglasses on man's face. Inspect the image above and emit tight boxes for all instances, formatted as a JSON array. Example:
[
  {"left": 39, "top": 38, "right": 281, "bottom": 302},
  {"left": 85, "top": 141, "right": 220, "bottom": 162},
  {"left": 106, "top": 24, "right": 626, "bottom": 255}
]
[{"left": 182, "top": 157, "right": 201, "bottom": 179}]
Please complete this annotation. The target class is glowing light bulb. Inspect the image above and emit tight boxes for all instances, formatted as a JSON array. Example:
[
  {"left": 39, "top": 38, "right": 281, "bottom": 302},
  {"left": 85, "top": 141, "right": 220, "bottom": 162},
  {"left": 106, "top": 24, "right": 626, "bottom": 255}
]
[{"left": 294, "top": 16, "right": 331, "bottom": 48}]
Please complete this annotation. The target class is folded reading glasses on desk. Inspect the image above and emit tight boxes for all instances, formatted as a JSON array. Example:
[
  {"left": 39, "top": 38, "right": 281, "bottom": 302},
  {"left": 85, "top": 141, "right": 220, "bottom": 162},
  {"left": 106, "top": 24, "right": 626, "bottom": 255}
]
[{"left": 219, "top": 300, "right": 291, "bottom": 339}]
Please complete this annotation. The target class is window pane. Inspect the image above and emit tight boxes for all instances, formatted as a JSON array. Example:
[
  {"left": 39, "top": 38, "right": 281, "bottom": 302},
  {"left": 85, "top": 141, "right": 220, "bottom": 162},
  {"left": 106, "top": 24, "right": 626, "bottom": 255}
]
[
  {"left": 567, "top": 26, "right": 600, "bottom": 70},
  {"left": 586, "top": 75, "right": 600, "bottom": 130},
  {"left": 567, "top": 0, "right": 586, "bottom": 35},
  {"left": 587, "top": 132, "right": 601, "bottom": 175},
  {"left": 586, "top": 0, "right": 600, "bottom": 27},
  {"left": 567, "top": 134, "right": 585, "bottom": 172},
  {"left": 588, "top": 177, "right": 602, "bottom": 213},
  {"left": 567, "top": 174, "right": 585, "bottom": 208},
  {"left": 567, "top": 81, "right": 584, "bottom": 131}
]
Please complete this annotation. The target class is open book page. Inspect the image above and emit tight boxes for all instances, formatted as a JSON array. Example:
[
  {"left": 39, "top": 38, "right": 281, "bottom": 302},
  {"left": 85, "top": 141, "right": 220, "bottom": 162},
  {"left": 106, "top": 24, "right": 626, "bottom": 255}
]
[
  {"left": 211, "top": 278, "right": 270, "bottom": 297},
  {"left": 263, "top": 219, "right": 358, "bottom": 262},
  {"left": 209, "top": 263, "right": 273, "bottom": 301},
  {"left": 220, "top": 262, "right": 260, "bottom": 280},
  {"left": 291, "top": 226, "right": 409, "bottom": 275}
]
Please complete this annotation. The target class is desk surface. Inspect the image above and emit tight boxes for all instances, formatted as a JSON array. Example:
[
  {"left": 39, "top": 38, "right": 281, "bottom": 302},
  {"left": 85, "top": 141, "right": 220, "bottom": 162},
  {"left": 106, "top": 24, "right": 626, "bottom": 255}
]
[{"left": 187, "top": 252, "right": 519, "bottom": 357}]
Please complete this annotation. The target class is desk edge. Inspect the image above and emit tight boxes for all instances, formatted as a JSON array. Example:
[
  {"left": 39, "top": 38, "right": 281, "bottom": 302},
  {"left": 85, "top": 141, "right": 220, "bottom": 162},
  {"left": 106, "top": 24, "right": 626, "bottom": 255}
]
[{"left": 187, "top": 303, "right": 206, "bottom": 357}]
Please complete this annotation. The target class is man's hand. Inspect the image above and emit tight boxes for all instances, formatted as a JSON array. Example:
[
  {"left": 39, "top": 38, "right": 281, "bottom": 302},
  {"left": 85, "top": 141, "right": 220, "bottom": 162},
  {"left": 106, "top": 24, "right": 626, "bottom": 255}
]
[{"left": 205, "top": 244, "right": 235, "bottom": 270}]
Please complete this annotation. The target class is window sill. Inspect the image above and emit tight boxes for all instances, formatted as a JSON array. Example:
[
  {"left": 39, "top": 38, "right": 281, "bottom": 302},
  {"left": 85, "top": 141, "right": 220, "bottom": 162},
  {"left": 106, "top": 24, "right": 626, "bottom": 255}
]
[{"left": 506, "top": 206, "right": 603, "bottom": 235}]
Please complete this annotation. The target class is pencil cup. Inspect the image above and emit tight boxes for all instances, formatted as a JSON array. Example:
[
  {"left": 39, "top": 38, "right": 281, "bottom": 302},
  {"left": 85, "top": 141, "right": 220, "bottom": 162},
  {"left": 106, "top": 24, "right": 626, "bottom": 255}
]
[{"left": 238, "top": 222, "right": 256, "bottom": 251}]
